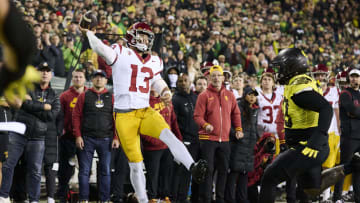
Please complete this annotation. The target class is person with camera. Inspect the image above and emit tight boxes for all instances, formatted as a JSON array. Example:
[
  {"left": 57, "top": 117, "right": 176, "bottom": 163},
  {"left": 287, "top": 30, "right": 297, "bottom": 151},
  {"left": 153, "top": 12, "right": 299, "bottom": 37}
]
[
  {"left": 194, "top": 65, "right": 243, "bottom": 203},
  {"left": 258, "top": 48, "right": 333, "bottom": 203},
  {"left": 247, "top": 132, "right": 277, "bottom": 203},
  {"left": 225, "top": 86, "right": 259, "bottom": 203}
]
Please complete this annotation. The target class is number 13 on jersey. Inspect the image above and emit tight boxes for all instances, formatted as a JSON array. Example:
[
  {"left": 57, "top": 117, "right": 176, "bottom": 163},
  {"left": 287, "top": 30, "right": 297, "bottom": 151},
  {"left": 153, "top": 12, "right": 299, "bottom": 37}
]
[{"left": 129, "top": 64, "right": 153, "bottom": 93}]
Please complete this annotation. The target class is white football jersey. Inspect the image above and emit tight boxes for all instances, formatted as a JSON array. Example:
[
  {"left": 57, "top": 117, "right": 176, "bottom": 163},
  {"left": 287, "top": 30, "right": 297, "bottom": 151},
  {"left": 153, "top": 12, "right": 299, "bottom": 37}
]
[
  {"left": 111, "top": 44, "right": 163, "bottom": 110},
  {"left": 257, "top": 90, "right": 283, "bottom": 136},
  {"left": 323, "top": 86, "right": 340, "bottom": 135}
]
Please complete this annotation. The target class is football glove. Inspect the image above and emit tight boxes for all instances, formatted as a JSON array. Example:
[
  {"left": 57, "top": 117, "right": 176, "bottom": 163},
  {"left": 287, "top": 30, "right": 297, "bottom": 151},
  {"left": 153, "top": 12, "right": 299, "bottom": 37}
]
[{"left": 4, "top": 65, "right": 40, "bottom": 103}]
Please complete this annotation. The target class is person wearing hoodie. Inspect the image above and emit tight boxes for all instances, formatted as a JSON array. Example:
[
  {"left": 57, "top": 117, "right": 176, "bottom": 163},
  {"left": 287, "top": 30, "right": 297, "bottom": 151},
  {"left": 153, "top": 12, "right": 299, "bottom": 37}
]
[
  {"left": 164, "top": 66, "right": 180, "bottom": 93},
  {"left": 225, "top": 86, "right": 259, "bottom": 203},
  {"left": 140, "top": 89, "right": 182, "bottom": 203},
  {"left": 194, "top": 65, "right": 243, "bottom": 203},
  {"left": 72, "top": 70, "right": 120, "bottom": 202}
]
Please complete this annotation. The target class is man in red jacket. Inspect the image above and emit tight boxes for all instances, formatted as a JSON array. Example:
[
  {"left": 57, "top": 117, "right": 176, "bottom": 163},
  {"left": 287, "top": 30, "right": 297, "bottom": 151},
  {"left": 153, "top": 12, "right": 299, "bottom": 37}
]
[
  {"left": 58, "top": 68, "right": 87, "bottom": 202},
  {"left": 194, "top": 65, "right": 243, "bottom": 203}
]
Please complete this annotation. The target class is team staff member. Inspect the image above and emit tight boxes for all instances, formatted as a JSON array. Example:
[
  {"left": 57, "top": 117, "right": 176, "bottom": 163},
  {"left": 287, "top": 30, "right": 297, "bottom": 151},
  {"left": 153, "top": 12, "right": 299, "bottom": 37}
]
[
  {"left": 333, "top": 69, "right": 360, "bottom": 203},
  {"left": 73, "top": 70, "right": 120, "bottom": 202},
  {"left": 172, "top": 73, "right": 200, "bottom": 203},
  {"left": 259, "top": 48, "right": 332, "bottom": 203},
  {"left": 57, "top": 68, "right": 87, "bottom": 202},
  {"left": 194, "top": 65, "right": 243, "bottom": 203},
  {"left": 35, "top": 63, "right": 61, "bottom": 203}
]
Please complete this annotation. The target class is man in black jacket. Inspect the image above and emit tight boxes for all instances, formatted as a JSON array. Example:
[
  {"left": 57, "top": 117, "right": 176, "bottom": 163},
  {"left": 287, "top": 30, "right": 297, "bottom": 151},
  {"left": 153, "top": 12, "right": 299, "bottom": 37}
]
[
  {"left": 333, "top": 69, "right": 360, "bottom": 203},
  {"left": 0, "top": 63, "right": 60, "bottom": 203},
  {"left": 172, "top": 73, "right": 200, "bottom": 203}
]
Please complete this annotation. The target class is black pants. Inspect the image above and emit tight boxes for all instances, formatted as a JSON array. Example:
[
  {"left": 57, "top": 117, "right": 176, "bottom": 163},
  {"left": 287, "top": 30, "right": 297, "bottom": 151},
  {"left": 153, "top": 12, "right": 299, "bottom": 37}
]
[
  {"left": 143, "top": 148, "right": 173, "bottom": 199},
  {"left": 258, "top": 144, "right": 329, "bottom": 203},
  {"left": 225, "top": 170, "right": 249, "bottom": 203},
  {"left": 171, "top": 142, "right": 200, "bottom": 202},
  {"left": 110, "top": 147, "right": 128, "bottom": 203},
  {"left": 199, "top": 140, "right": 230, "bottom": 203},
  {"left": 57, "top": 137, "right": 76, "bottom": 200},
  {"left": 44, "top": 163, "right": 57, "bottom": 198},
  {"left": 333, "top": 137, "right": 360, "bottom": 202}
]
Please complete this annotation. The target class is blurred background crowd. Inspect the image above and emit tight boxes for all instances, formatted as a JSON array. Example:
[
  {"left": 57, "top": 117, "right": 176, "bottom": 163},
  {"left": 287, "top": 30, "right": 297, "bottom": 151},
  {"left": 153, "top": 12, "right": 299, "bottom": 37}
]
[{"left": 1, "top": 0, "right": 359, "bottom": 85}]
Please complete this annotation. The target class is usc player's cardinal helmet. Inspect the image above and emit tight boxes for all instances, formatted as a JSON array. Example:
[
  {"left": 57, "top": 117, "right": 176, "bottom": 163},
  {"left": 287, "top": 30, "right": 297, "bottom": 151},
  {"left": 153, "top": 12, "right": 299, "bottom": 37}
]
[
  {"left": 270, "top": 48, "right": 309, "bottom": 85},
  {"left": 125, "top": 22, "right": 154, "bottom": 52}
]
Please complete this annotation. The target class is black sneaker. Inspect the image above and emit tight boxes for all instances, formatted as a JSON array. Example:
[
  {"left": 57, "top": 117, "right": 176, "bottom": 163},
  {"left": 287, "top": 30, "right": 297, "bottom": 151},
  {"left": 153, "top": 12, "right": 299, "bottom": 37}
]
[{"left": 190, "top": 159, "right": 208, "bottom": 184}]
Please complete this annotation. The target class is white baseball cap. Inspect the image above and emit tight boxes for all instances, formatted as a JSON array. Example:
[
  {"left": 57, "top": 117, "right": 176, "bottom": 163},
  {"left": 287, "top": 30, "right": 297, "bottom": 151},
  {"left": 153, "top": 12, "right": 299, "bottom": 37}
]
[{"left": 349, "top": 69, "right": 360, "bottom": 76}]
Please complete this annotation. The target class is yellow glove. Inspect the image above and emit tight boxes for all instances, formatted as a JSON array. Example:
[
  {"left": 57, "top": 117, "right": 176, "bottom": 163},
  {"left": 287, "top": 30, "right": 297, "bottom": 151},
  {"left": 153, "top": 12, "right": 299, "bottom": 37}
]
[
  {"left": 299, "top": 141, "right": 319, "bottom": 158},
  {"left": 3, "top": 65, "right": 41, "bottom": 103}
]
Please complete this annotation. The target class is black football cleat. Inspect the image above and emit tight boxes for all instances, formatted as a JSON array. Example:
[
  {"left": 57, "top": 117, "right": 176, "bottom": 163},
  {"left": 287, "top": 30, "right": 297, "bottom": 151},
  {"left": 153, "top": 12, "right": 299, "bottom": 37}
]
[{"left": 190, "top": 159, "right": 208, "bottom": 184}]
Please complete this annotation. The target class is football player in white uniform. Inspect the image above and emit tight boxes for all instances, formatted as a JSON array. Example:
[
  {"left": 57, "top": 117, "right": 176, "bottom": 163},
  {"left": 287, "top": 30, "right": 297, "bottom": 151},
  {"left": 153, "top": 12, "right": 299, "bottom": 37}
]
[
  {"left": 80, "top": 22, "right": 208, "bottom": 203},
  {"left": 312, "top": 64, "right": 341, "bottom": 201},
  {"left": 257, "top": 72, "right": 283, "bottom": 154}
]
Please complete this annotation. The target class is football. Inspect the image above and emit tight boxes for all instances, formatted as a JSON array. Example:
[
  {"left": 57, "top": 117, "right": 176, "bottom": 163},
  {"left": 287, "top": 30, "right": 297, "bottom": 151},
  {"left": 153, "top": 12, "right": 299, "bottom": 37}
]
[{"left": 79, "top": 11, "right": 98, "bottom": 30}]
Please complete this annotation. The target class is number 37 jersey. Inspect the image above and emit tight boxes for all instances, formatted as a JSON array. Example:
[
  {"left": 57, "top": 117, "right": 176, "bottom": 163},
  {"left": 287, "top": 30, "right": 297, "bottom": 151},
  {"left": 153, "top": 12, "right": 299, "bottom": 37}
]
[
  {"left": 110, "top": 44, "right": 163, "bottom": 110},
  {"left": 257, "top": 91, "right": 283, "bottom": 135}
]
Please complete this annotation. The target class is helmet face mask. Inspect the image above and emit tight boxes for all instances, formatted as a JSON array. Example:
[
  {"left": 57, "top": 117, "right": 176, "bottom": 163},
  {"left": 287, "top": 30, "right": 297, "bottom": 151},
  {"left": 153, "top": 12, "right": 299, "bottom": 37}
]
[{"left": 125, "top": 22, "right": 154, "bottom": 52}]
